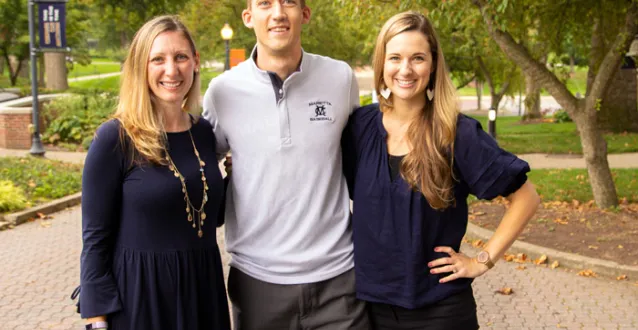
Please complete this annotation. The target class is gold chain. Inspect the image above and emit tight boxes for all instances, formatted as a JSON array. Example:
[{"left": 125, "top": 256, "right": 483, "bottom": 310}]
[{"left": 163, "top": 127, "right": 208, "bottom": 238}]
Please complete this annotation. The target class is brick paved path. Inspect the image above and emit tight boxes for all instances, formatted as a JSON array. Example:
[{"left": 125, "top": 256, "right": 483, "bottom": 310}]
[{"left": 1, "top": 207, "right": 637, "bottom": 329}]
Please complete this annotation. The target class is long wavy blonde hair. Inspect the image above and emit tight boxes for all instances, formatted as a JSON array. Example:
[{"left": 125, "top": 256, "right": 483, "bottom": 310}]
[
  {"left": 113, "top": 15, "right": 201, "bottom": 165},
  {"left": 373, "top": 11, "right": 459, "bottom": 210}
]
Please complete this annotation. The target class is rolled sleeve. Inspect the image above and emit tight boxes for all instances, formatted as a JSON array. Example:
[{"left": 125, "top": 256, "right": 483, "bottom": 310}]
[
  {"left": 79, "top": 120, "right": 123, "bottom": 318},
  {"left": 454, "top": 115, "right": 530, "bottom": 200}
]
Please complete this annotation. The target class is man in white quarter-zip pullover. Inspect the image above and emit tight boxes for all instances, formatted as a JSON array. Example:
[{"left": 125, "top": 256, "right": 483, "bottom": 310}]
[{"left": 202, "top": 0, "right": 368, "bottom": 329}]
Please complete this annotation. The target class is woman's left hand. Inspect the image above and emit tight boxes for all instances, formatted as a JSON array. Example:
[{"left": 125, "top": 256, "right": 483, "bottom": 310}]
[{"left": 428, "top": 246, "right": 490, "bottom": 283}]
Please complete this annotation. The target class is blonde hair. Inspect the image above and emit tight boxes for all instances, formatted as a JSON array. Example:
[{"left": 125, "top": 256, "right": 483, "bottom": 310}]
[
  {"left": 113, "top": 15, "right": 200, "bottom": 165},
  {"left": 372, "top": 11, "right": 459, "bottom": 210}
]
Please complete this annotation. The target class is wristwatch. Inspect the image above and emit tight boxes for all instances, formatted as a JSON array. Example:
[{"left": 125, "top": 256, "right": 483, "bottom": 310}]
[
  {"left": 85, "top": 321, "right": 108, "bottom": 330},
  {"left": 476, "top": 250, "right": 495, "bottom": 269}
]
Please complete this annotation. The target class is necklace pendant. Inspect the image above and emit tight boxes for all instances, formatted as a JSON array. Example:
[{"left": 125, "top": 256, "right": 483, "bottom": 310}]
[
  {"left": 192, "top": 223, "right": 196, "bottom": 228},
  {"left": 173, "top": 172, "right": 179, "bottom": 178},
  {"left": 201, "top": 212, "right": 207, "bottom": 220},
  {"left": 197, "top": 230, "right": 203, "bottom": 238},
  {"left": 188, "top": 214, "right": 193, "bottom": 222},
  {"left": 200, "top": 160, "right": 206, "bottom": 166},
  {"left": 201, "top": 176, "right": 206, "bottom": 181},
  {"left": 186, "top": 206, "right": 190, "bottom": 213}
]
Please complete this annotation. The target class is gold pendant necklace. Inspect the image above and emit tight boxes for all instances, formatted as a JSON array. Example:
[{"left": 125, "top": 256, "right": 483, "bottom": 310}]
[{"left": 164, "top": 127, "right": 208, "bottom": 238}]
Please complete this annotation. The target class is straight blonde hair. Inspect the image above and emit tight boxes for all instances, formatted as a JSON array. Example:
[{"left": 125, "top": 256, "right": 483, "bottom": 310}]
[
  {"left": 372, "top": 11, "right": 459, "bottom": 210},
  {"left": 113, "top": 15, "right": 201, "bottom": 165}
]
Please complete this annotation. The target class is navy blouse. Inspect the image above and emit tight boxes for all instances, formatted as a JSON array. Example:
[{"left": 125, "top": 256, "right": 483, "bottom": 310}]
[
  {"left": 342, "top": 104, "right": 530, "bottom": 309},
  {"left": 79, "top": 118, "right": 230, "bottom": 329}
]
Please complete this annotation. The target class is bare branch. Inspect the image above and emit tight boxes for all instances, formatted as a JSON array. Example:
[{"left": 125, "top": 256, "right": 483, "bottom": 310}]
[{"left": 472, "top": 0, "right": 579, "bottom": 113}]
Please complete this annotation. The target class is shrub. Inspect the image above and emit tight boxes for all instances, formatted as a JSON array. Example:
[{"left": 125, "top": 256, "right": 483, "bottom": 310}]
[
  {"left": 0, "top": 180, "right": 28, "bottom": 213},
  {"left": 0, "top": 157, "right": 82, "bottom": 205},
  {"left": 42, "top": 92, "right": 116, "bottom": 146},
  {"left": 360, "top": 94, "right": 373, "bottom": 107},
  {"left": 553, "top": 109, "right": 572, "bottom": 123}
]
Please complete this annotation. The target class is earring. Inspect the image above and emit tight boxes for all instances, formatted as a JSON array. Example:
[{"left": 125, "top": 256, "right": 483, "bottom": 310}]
[
  {"left": 194, "top": 69, "right": 199, "bottom": 74},
  {"left": 380, "top": 88, "right": 391, "bottom": 99},
  {"left": 426, "top": 89, "right": 434, "bottom": 101}
]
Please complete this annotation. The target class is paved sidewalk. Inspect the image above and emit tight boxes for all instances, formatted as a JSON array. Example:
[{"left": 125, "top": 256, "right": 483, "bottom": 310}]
[
  {"left": 1, "top": 148, "right": 637, "bottom": 169},
  {"left": 0, "top": 207, "right": 637, "bottom": 329}
]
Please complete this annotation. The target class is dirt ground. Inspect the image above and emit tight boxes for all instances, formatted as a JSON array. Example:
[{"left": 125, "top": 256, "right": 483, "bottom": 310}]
[{"left": 468, "top": 198, "right": 638, "bottom": 266}]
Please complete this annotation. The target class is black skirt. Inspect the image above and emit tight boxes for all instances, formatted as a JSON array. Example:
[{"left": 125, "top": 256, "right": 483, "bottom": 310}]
[{"left": 367, "top": 287, "right": 480, "bottom": 330}]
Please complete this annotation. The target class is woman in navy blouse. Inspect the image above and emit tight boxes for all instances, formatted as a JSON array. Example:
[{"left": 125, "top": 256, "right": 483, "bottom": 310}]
[
  {"left": 343, "top": 12, "right": 541, "bottom": 329},
  {"left": 78, "top": 16, "right": 230, "bottom": 330}
]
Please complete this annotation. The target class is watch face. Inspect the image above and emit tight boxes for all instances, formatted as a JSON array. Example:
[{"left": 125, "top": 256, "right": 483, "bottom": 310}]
[{"left": 477, "top": 251, "right": 489, "bottom": 263}]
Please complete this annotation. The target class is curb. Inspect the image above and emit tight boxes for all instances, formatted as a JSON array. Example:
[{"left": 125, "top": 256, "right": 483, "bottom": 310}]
[
  {"left": 2, "top": 192, "right": 82, "bottom": 228},
  {"left": 465, "top": 222, "right": 638, "bottom": 280}
]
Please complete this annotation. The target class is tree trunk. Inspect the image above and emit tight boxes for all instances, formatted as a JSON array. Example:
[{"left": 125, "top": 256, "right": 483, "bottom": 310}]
[
  {"left": 574, "top": 109, "right": 619, "bottom": 208},
  {"left": 0, "top": 57, "right": 4, "bottom": 75},
  {"left": 523, "top": 72, "right": 542, "bottom": 120},
  {"left": 44, "top": 52, "right": 68, "bottom": 90},
  {"left": 476, "top": 79, "right": 483, "bottom": 111}
]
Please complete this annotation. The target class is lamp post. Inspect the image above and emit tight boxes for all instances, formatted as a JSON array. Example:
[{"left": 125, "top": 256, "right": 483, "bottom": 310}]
[{"left": 220, "top": 23, "right": 234, "bottom": 71}]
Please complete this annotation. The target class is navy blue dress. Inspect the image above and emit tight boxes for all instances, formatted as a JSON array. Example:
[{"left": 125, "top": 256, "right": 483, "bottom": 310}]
[
  {"left": 79, "top": 118, "right": 231, "bottom": 330},
  {"left": 342, "top": 104, "right": 530, "bottom": 309}
]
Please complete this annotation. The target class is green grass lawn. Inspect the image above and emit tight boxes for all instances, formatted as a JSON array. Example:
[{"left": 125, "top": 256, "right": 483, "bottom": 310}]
[
  {"left": 69, "top": 75, "right": 121, "bottom": 93},
  {"left": 69, "top": 69, "right": 221, "bottom": 95},
  {"left": 529, "top": 168, "right": 638, "bottom": 203},
  {"left": 0, "top": 71, "right": 30, "bottom": 89},
  {"left": 68, "top": 62, "right": 121, "bottom": 78},
  {"left": 468, "top": 115, "right": 638, "bottom": 154},
  {"left": 0, "top": 157, "right": 82, "bottom": 212}
]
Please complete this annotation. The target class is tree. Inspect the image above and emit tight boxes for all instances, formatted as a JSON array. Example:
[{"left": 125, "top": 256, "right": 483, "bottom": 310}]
[
  {"left": 0, "top": 0, "right": 29, "bottom": 86},
  {"left": 85, "top": 0, "right": 191, "bottom": 50},
  {"left": 469, "top": 0, "right": 638, "bottom": 208}
]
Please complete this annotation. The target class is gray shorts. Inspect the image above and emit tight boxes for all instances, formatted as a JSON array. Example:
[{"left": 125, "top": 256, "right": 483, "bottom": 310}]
[{"left": 227, "top": 267, "right": 369, "bottom": 330}]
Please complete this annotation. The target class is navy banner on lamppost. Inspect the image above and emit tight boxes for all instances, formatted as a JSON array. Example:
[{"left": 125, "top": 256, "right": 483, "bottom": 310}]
[{"left": 38, "top": 2, "right": 66, "bottom": 49}]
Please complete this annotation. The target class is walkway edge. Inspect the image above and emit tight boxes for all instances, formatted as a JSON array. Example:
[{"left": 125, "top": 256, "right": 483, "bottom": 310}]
[
  {"left": 3, "top": 192, "right": 82, "bottom": 228},
  {"left": 465, "top": 222, "right": 638, "bottom": 279}
]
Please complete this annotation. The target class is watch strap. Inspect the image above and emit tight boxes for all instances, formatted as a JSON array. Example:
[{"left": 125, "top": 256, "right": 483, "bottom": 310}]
[{"left": 85, "top": 321, "right": 108, "bottom": 330}]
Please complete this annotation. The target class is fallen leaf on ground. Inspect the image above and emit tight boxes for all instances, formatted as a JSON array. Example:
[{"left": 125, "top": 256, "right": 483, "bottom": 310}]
[
  {"left": 534, "top": 255, "right": 548, "bottom": 265},
  {"left": 550, "top": 261, "right": 560, "bottom": 269},
  {"left": 588, "top": 245, "right": 599, "bottom": 250},
  {"left": 553, "top": 218, "right": 569, "bottom": 225},
  {"left": 618, "top": 245, "right": 624, "bottom": 249},
  {"left": 36, "top": 212, "right": 48, "bottom": 219},
  {"left": 516, "top": 265, "right": 527, "bottom": 270},
  {"left": 514, "top": 253, "right": 528, "bottom": 263},
  {"left": 616, "top": 275, "right": 628, "bottom": 281},
  {"left": 39, "top": 221, "right": 51, "bottom": 228},
  {"left": 495, "top": 287, "right": 514, "bottom": 295},
  {"left": 577, "top": 269, "right": 597, "bottom": 277},
  {"left": 503, "top": 254, "right": 515, "bottom": 262}
]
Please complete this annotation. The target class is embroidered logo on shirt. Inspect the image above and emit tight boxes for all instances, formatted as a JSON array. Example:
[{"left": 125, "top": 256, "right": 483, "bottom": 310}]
[{"left": 308, "top": 101, "right": 334, "bottom": 122}]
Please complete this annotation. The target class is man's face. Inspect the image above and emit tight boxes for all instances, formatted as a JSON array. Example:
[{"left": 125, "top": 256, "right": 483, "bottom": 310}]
[{"left": 242, "top": 0, "right": 311, "bottom": 56}]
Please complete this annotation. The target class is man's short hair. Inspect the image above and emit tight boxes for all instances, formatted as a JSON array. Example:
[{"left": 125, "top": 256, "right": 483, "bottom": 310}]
[{"left": 246, "top": 0, "right": 306, "bottom": 8}]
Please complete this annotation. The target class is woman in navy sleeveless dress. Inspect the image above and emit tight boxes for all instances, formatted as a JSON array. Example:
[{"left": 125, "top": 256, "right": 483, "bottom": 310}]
[{"left": 78, "top": 16, "right": 230, "bottom": 330}]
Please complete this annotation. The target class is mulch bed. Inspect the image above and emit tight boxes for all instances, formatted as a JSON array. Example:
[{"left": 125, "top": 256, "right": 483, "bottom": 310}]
[{"left": 468, "top": 198, "right": 638, "bottom": 267}]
